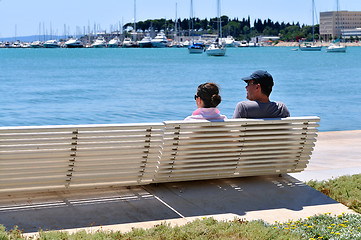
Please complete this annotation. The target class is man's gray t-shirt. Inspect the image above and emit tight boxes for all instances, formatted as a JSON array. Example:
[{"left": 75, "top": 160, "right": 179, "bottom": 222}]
[{"left": 233, "top": 101, "right": 290, "bottom": 118}]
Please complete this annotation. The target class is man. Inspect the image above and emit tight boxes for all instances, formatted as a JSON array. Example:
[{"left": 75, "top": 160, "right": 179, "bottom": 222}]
[{"left": 233, "top": 70, "right": 290, "bottom": 118}]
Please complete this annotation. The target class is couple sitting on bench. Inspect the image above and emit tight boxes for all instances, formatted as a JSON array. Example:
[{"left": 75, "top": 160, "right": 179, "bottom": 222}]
[{"left": 185, "top": 70, "right": 290, "bottom": 121}]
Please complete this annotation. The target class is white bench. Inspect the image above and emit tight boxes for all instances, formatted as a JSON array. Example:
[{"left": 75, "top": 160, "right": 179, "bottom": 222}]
[{"left": 0, "top": 117, "right": 320, "bottom": 193}]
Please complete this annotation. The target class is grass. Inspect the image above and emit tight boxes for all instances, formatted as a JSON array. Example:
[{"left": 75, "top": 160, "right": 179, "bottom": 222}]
[
  {"left": 0, "top": 218, "right": 305, "bottom": 240},
  {"left": 0, "top": 174, "right": 360, "bottom": 240},
  {"left": 307, "top": 174, "right": 361, "bottom": 214}
]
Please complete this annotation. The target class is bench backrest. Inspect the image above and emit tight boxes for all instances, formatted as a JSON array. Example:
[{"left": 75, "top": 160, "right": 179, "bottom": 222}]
[
  {"left": 155, "top": 117, "right": 320, "bottom": 183},
  {"left": 0, "top": 123, "right": 163, "bottom": 193},
  {"left": 0, "top": 117, "right": 319, "bottom": 193}
]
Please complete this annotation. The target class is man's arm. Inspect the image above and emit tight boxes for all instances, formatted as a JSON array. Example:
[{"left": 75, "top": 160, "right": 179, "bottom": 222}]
[{"left": 233, "top": 102, "right": 244, "bottom": 118}]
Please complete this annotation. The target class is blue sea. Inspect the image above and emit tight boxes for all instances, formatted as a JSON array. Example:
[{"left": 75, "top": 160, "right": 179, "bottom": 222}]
[{"left": 1, "top": 47, "right": 360, "bottom": 132}]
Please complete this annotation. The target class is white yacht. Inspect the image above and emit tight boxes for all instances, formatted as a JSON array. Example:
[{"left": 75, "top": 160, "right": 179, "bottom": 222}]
[
  {"left": 31, "top": 41, "right": 43, "bottom": 48},
  {"left": 92, "top": 37, "right": 107, "bottom": 48},
  {"left": 122, "top": 37, "right": 136, "bottom": 48},
  {"left": 206, "top": 41, "right": 226, "bottom": 56},
  {"left": 248, "top": 42, "right": 259, "bottom": 47},
  {"left": 151, "top": 32, "right": 168, "bottom": 48},
  {"left": 108, "top": 37, "right": 121, "bottom": 48},
  {"left": 326, "top": 41, "right": 346, "bottom": 52},
  {"left": 65, "top": 38, "right": 84, "bottom": 48},
  {"left": 170, "top": 41, "right": 183, "bottom": 48},
  {"left": 239, "top": 40, "right": 249, "bottom": 47},
  {"left": 138, "top": 35, "right": 152, "bottom": 48},
  {"left": 10, "top": 41, "right": 22, "bottom": 48},
  {"left": 43, "top": 40, "right": 60, "bottom": 48},
  {"left": 220, "top": 36, "right": 236, "bottom": 47},
  {"left": 21, "top": 42, "right": 31, "bottom": 48},
  {"left": 182, "top": 40, "right": 191, "bottom": 48}
]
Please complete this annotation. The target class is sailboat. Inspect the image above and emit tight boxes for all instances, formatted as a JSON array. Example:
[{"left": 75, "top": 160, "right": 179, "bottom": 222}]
[
  {"left": 299, "top": 0, "right": 322, "bottom": 51},
  {"left": 206, "top": 0, "right": 226, "bottom": 56},
  {"left": 326, "top": 0, "right": 347, "bottom": 52},
  {"left": 171, "top": 3, "right": 182, "bottom": 48},
  {"left": 188, "top": 0, "right": 204, "bottom": 53}
]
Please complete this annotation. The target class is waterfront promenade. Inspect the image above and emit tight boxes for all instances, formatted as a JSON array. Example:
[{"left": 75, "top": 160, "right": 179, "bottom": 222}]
[{"left": 0, "top": 130, "right": 360, "bottom": 235}]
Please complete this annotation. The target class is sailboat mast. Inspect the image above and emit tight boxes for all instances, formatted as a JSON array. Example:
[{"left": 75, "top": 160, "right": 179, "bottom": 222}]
[
  {"left": 218, "top": 0, "right": 222, "bottom": 39},
  {"left": 190, "top": 0, "right": 194, "bottom": 42},
  {"left": 134, "top": 0, "right": 136, "bottom": 41},
  {"left": 175, "top": 3, "right": 178, "bottom": 43},
  {"left": 312, "top": 0, "right": 315, "bottom": 42}
]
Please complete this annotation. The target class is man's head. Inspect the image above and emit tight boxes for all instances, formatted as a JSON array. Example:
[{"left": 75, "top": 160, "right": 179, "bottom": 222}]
[{"left": 242, "top": 70, "right": 274, "bottom": 100}]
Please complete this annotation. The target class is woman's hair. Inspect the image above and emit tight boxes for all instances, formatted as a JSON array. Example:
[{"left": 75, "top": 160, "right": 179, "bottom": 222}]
[{"left": 196, "top": 82, "right": 221, "bottom": 108}]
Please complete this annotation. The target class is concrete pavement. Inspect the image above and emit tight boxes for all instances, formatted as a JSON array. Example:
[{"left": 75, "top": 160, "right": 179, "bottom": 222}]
[{"left": 0, "top": 130, "right": 360, "bottom": 235}]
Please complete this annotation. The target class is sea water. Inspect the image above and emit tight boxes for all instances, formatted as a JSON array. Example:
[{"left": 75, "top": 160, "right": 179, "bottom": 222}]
[{"left": 1, "top": 47, "right": 360, "bottom": 132}]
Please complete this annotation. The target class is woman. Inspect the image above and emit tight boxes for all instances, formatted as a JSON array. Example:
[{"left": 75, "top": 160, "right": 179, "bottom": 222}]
[{"left": 185, "top": 82, "right": 227, "bottom": 121}]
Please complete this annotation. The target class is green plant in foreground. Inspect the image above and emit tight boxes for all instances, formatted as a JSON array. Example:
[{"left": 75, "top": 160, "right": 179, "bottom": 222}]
[
  {"left": 0, "top": 218, "right": 303, "bottom": 240},
  {"left": 307, "top": 174, "right": 361, "bottom": 214},
  {"left": 2, "top": 215, "right": 361, "bottom": 239},
  {"left": 272, "top": 212, "right": 361, "bottom": 240}
]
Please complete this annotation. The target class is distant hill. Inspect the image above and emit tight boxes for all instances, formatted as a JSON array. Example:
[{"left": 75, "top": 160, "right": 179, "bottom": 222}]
[{"left": 0, "top": 35, "right": 66, "bottom": 42}]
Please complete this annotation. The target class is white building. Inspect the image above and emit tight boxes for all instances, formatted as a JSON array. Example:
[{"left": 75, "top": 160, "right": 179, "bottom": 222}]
[{"left": 342, "top": 28, "right": 361, "bottom": 39}]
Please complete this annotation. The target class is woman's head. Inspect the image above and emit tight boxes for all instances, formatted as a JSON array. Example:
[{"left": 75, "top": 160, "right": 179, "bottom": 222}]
[{"left": 195, "top": 83, "right": 221, "bottom": 108}]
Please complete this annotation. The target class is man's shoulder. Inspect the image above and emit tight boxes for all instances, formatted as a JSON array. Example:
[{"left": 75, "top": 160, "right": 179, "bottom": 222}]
[{"left": 236, "top": 101, "right": 259, "bottom": 107}]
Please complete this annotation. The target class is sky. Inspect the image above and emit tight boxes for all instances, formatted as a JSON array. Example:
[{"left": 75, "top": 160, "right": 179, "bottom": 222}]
[{"left": 1, "top": 0, "right": 361, "bottom": 38}]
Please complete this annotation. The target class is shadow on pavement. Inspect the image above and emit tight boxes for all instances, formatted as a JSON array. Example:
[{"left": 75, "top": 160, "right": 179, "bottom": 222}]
[{"left": 0, "top": 175, "right": 339, "bottom": 233}]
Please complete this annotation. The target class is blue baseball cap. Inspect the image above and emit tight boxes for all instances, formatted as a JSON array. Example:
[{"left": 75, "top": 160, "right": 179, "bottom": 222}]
[{"left": 242, "top": 70, "right": 274, "bottom": 88}]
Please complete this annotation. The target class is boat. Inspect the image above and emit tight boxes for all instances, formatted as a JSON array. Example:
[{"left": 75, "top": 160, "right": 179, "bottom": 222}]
[
  {"left": 326, "top": 0, "right": 346, "bottom": 53},
  {"left": 92, "top": 37, "right": 107, "bottom": 48},
  {"left": 43, "top": 39, "right": 60, "bottom": 48},
  {"left": 188, "top": 0, "right": 204, "bottom": 53},
  {"left": 21, "top": 42, "right": 31, "bottom": 48},
  {"left": 248, "top": 41, "right": 260, "bottom": 47},
  {"left": 220, "top": 36, "right": 236, "bottom": 47},
  {"left": 30, "top": 41, "right": 43, "bottom": 48},
  {"left": 206, "top": 0, "right": 226, "bottom": 56},
  {"left": 326, "top": 40, "right": 346, "bottom": 52},
  {"left": 206, "top": 40, "right": 226, "bottom": 56},
  {"left": 108, "top": 37, "right": 121, "bottom": 48},
  {"left": 3, "top": 42, "right": 11, "bottom": 48},
  {"left": 299, "top": 0, "right": 321, "bottom": 51},
  {"left": 188, "top": 42, "right": 205, "bottom": 53},
  {"left": 299, "top": 42, "right": 322, "bottom": 51},
  {"left": 138, "top": 35, "right": 152, "bottom": 48},
  {"left": 239, "top": 40, "right": 249, "bottom": 47},
  {"left": 170, "top": 41, "right": 183, "bottom": 48},
  {"left": 122, "top": 37, "right": 137, "bottom": 48},
  {"left": 151, "top": 32, "right": 168, "bottom": 48},
  {"left": 182, "top": 40, "right": 191, "bottom": 47},
  {"left": 10, "top": 40, "right": 22, "bottom": 48},
  {"left": 65, "top": 38, "right": 84, "bottom": 48}
]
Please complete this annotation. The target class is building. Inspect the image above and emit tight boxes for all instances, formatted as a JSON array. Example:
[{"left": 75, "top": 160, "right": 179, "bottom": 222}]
[
  {"left": 342, "top": 28, "right": 361, "bottom": 39},
  {"left": 320, "top": 11, "right": 361, "bottom": 40}
]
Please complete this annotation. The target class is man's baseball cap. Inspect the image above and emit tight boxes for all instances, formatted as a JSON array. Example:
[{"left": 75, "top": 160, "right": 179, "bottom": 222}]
[{"left": 242, "top": 70, "right": 274, "bottom": 88}]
